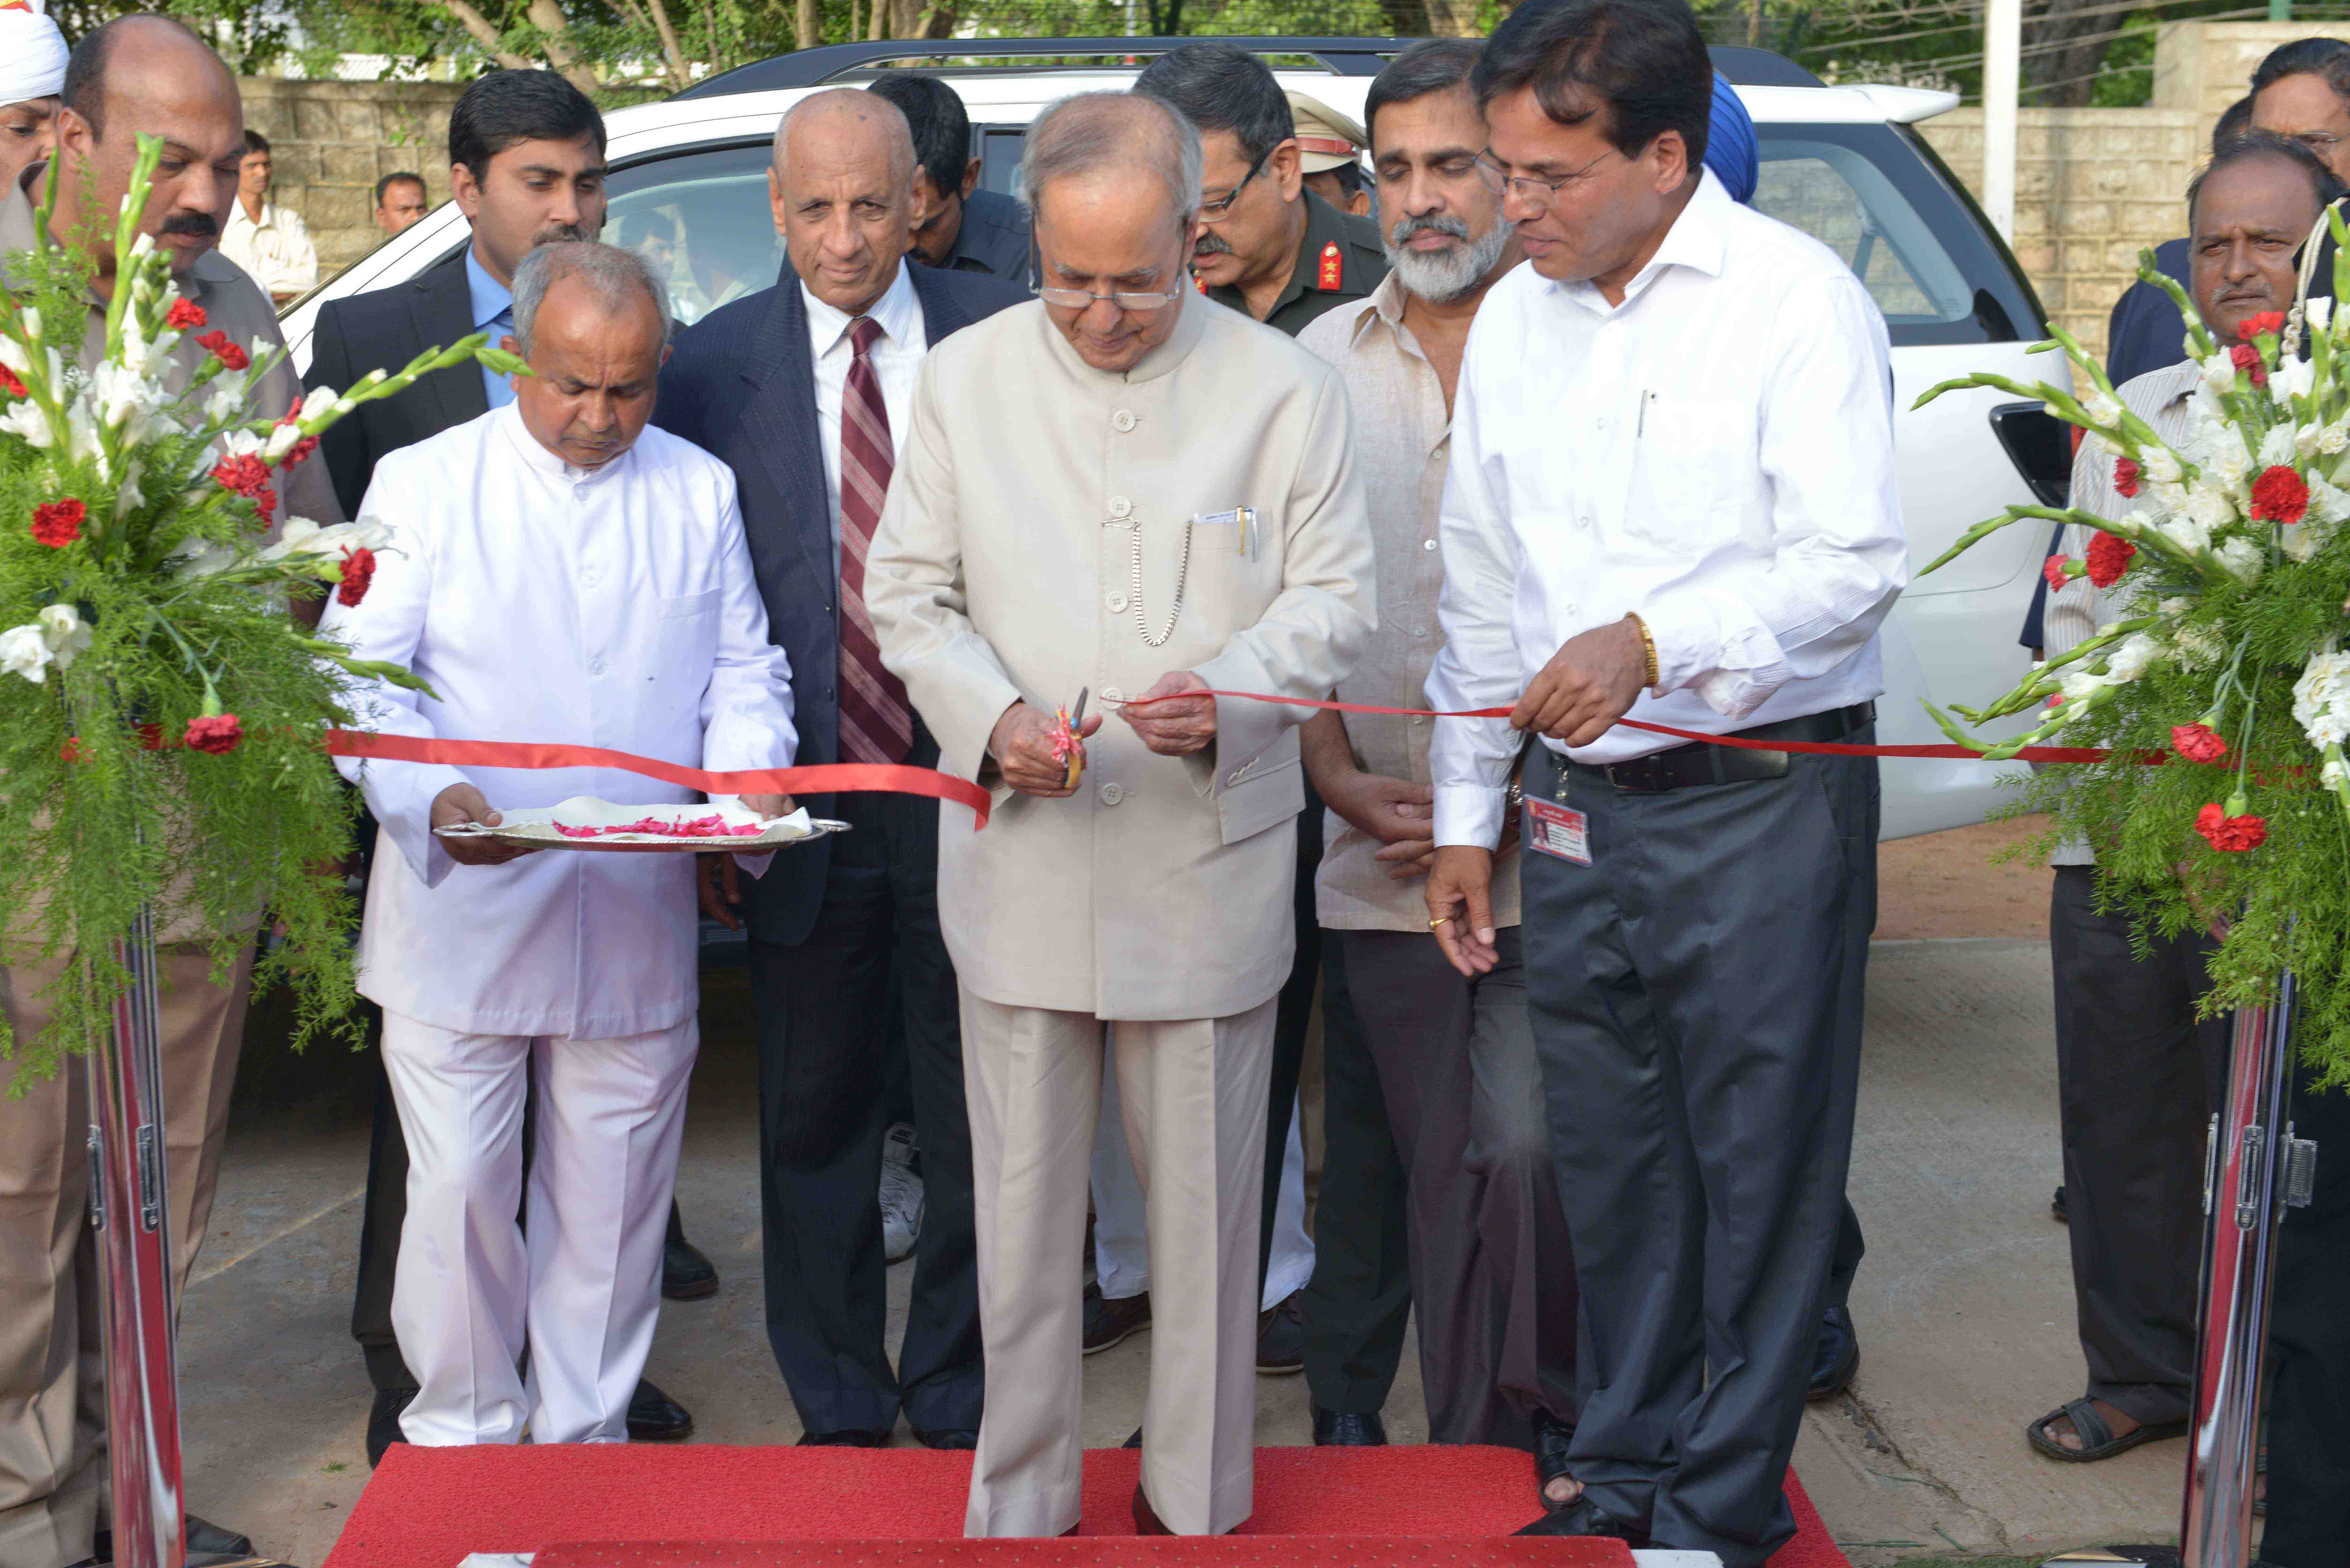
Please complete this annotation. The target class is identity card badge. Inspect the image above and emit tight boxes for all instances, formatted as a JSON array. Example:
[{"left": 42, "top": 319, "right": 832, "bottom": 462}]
[{"left": 1523, "top": 797, "right": 1591, "bottom": 866}]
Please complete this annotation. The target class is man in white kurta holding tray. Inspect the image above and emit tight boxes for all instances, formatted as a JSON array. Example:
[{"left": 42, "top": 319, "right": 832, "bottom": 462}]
[
  {"left": 867, "top": 92, "right": 1372, "bottom": 1538},
  {"left": 323, "top": 240, "right": 797, "bottom": 1448}
]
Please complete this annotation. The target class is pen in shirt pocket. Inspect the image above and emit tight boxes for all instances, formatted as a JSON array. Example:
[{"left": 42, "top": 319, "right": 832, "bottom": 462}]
[{"left": 1636, "top": 388, "right": 1657, "bottom": 438}]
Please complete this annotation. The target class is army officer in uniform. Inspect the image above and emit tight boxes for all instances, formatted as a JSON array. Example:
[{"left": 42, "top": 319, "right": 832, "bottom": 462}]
[{"left": 866, "top": 90, "right": 1373, "bottom": 1539}]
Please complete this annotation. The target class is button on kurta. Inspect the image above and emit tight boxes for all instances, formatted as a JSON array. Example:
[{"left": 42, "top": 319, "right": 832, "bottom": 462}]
[
  {"left": 1106, "top": 592, "right": 1129, "bottom": 613},
  {"left": 1112, "top": 409, "right": 1137, "bottom": 432},
  {"left": 1422, "top": 539, "right": 1437, "bottom": 551},
  {"left": 1107, "top": 495, "right": 1132, "bottom": 519},
  {"left": 1100, "top": 685, "right": 1122, "bottom": 702},
  {"left": 1098, "top": 782, "right": 1124, "bottom": 806}
]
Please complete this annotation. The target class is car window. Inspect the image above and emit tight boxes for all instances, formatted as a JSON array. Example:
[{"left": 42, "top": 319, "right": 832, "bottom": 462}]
[
  {"left": 606, "top": 141, "right": 783, "bottom": 328},
  {"left": 1753, "top": 123, "right": 2046, "bottom": 348}
]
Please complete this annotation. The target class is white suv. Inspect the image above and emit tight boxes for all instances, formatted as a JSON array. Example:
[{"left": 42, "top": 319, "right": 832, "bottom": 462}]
[{"left": 282, "top": 39, "right": 2067, "bottom": 840}]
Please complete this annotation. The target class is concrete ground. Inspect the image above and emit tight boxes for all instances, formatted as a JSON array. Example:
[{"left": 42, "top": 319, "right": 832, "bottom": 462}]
[{"left": 171, "top": 814, "right": 2191, "bottom": 1567}]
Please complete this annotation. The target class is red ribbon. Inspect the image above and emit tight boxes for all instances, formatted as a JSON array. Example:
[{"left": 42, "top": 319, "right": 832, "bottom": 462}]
[
  {"left": 1110, "top": 691, "right": 2129, "bottom": 765},
  {"left": 322, "top": 731, "right": 995, "bottom": 828}
]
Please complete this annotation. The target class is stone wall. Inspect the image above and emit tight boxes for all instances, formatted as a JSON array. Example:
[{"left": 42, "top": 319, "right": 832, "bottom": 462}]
[
  {"left": 1917, "top": 108, "right": 2202, "bottom": 362},
  {"left": 234, "top": 80, "right": 467, "bottom": 276}
]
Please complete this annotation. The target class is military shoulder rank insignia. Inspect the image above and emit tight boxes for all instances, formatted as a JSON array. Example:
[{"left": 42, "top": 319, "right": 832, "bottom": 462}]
[{"left": 1318, "top": 240, "right": 1343, "bottom": 291}]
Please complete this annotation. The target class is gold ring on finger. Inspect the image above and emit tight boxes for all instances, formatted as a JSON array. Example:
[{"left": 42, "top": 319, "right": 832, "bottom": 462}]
[{"left": 1428, "top": 915, "right": 1451, "bottom": 929}]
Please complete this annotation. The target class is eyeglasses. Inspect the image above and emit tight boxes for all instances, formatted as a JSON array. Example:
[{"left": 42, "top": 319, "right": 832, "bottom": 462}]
[
  {"left": 1473, "top": 146, "right": 1621, "bottom": 208},
  {"left": 1199, "top": 149, "right": 1272, "bottom": 219},
  {"left": 1037, "top": 283, "right": 1186, "bottom": 312}
]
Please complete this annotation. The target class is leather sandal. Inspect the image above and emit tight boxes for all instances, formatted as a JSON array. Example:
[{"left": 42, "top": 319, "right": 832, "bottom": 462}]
[
  {"left": 2026, "top": 1398, "right": 2187, "bottom": 1463},
  {"left": 1533, "top": 1411, "right": 1577, "bottom": 1511}
]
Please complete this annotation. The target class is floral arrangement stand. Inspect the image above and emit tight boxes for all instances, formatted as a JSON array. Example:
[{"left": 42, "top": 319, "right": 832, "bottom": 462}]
[
  {"left": 88, "top": 908, "right": 186, "bottom": 1568},
  {"left": 1911, "top": 219, "right": 2350, "bottom": 1568},
  {"left": 2175, "top": 984, "right": 2314, "bottom": 1568},
  {"left": 1, "top": 141, "right": 516, "bottom": 1568}
]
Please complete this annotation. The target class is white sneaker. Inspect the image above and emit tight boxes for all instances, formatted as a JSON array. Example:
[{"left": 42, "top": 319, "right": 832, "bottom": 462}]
[{"left": 881, "top": 1123, "right": 923, "bottom": 1263}]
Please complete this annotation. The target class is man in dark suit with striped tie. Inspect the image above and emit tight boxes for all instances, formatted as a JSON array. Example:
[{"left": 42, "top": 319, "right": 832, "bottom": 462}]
[{"left": 656, "top": 87, "right": 1025, "bottom": 1448}]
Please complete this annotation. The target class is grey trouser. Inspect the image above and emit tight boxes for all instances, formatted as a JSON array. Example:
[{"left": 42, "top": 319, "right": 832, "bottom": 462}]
[
  {"left": 2048, "top": 864, "right": 2228, "bottom": 1426},
  {"left": 1301, "top": 927, "right": 1576, "bottom": 1442},
  {"left": 1521, "top": 740, "right": 1876, "bottom": 1567}
]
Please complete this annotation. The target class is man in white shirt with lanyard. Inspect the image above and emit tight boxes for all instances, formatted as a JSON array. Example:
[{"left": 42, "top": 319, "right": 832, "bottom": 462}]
[{"left": 1422, "top": 1, "right": 1906, "bottom": 1559}]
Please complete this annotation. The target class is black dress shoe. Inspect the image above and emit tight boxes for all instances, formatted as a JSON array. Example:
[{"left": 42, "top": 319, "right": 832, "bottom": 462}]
[
  {"left": 798, "top": 1428, "right": 886, "bottom": 1446},
  {"left": 914, "top": 1427, "right": 978, "bottom": 1450},
  {"left": 367, "top": 1385, "right": 417, "bottom": 1467},
  {"left": 1808, "top": 1306, "right": 1861, "bottom": 1402},
  {"left": 2052, "top": 1185, "right": 2070, "bottom": 1224},
  {"left": 627, "top": 1378, "right": 694, "bottom": 1441},
  {"left": 1532, "top": 1409, "right": 1576, "bottom": 1508},
  {"left": 1255, "top": 1290, "right": 1305, "bottom": 1374},
  {"left": 1082, "top": 1281, "right": 1152, "bottom": 1353},
  {"left": 662, "top": 1235, "right": 720, "bottom": 1301},
  {"left": 1514, "top": 1496, "right": 1651, "bottom": 1544},
  {"left": 1311, "top": 1406, "right": 1387, "bottom": 1445}
]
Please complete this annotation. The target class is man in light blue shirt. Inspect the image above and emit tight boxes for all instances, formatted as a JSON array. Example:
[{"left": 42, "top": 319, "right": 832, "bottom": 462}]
[{"left": 466, "top": 248, "right": 517, "bottom": 408}]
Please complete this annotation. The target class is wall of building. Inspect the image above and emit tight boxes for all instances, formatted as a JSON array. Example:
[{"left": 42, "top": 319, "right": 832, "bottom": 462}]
[{"left": 235, "top": 80, "right": 468, "bottom": 276}]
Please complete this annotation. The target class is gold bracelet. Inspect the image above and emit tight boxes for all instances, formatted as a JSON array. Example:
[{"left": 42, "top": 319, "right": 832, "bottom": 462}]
[{"left": 1628, "top": 613, "right": 1660, "bottom": 688}]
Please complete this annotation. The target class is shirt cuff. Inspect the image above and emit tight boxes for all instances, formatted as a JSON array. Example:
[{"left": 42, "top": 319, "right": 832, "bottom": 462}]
[
  {"left": 1638, "top": 591, "right": 1719, "bottom": 698},
  {"left": 1435, "top": 783, "right": 1508, "bottom": 850}
]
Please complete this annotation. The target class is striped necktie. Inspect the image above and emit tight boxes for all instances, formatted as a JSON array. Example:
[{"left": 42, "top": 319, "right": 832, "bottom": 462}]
[{"left": 837, "top": 315, "right": 914, "bottom": 765}]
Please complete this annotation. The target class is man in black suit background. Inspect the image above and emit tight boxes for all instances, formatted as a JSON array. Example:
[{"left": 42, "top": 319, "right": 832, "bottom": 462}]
[
  {"left": 308, "top": 67, "right": 709, "bottom": 1464},
  {"left": 656, "top": 88, "right": 1022, "bottom": 1448}
]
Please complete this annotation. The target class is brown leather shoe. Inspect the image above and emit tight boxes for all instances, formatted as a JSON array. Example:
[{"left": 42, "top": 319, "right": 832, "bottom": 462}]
[{"left": 1083, "top": 1281, "right": 1151, "bottom": 1354}]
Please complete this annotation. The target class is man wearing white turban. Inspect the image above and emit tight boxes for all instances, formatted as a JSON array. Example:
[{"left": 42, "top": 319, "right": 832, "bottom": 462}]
[{"left": 0, "top": 0, "right": 66, "bottom": 192}]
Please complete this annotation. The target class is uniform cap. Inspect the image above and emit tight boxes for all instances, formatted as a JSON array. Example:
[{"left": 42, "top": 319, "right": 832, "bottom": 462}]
[{"left": 1284, "top": 90, "right": 1368, "bottom": 175}]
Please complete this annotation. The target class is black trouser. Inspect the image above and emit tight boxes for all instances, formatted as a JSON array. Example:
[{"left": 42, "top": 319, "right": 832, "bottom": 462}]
[
  {"left": 1521, "top": 739, "right": 1877, "bottom": 1568},
  {"left": 2048, "top": 865, "right": 2229, "bottom": 1426},
  {"left": 748, "top": 725, "right": 982, "bottom": 1438},
  {"left": 2260, "top": 1065, "right": 2350, "bottom": 1567}
]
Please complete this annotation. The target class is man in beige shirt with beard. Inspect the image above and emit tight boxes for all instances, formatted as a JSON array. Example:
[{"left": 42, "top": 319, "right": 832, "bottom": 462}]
[
  {"left": 867, "top": 90, "right": 1372, "bottom": 1539},
  {"left": 1291, "top": 38, "right": 1581, "bottom": 1472}
]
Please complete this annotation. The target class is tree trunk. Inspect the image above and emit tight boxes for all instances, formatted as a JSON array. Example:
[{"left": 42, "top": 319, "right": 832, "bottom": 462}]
[
  {"left": 426, "top": 0, "right": 536, "bottom": 70},
  {"left": 2021, "top": 0, "right": 2119, "bottom": 107},
  {"left": 521, "top": 0, "right": 603, "bottom": 93},
  {"left": 796, "top": 0, "right": 820, "bottom": 49},
  {"left": 1424, "top": 0, "right": 1480, "bottom": 37},
  {"left": 639, "top": 0, "right": 695, "bottom": 89}
]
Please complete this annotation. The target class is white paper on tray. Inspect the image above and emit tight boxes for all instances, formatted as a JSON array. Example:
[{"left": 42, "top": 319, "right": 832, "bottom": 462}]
[{"left": 445, "top": 795, "right": 816, "bottom": 850}]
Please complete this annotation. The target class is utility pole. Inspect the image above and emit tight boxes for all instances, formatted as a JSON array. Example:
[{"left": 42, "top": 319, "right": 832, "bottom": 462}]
[{"left": 1983, "top": 0, "right": 2020, "bottom": 243}]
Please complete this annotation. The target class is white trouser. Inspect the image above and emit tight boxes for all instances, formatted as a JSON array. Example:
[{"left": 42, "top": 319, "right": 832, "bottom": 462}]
[
  {"left": 1092, "top": 1064, "right": 1313, "bottom": 1310},
  {"left": 961, "top": 992, "right": 1275, "bottom": 1538},
  {"left": 380, "top": 1009, "right": 699, "bottom": 1446}
]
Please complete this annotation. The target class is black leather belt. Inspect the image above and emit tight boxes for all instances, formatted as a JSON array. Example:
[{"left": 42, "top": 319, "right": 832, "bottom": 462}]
[{"left": 1564, "top": 702, "right": 1875, "bottom": 795}]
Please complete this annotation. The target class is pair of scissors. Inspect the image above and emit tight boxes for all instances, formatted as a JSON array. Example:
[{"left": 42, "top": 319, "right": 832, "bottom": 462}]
[{"left": 1060, "top": 687, "right": 1089, "bottom": 790}]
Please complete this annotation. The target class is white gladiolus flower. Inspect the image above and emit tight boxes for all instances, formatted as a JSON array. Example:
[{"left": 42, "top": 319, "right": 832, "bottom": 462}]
[
  {"left": 2294, "top": 651, "right": 2350, "bottom": 747},
  {"left": 2060, "top": 669, "right": 2111, "bottom": 704},
  {"left": 64, "top": 394, "right": 107, "bottom": 478},
  {"left": 0, "top": 625, "right": 55, "bottom": 685},
  {"left": 2144, "top": 446, "right": 2183, "bottom": 484},
  {"left": 202, "top": 381, "right": 243, "bottom": 426},
  {"left": 167, "top": 539, "right": 240, "bottom": 578},
  {"left": 2327, "top": 757, "right": 2348, "bottom": 790},
  {"left": 2287, "top": 522, "right": 2324, "bottom": 562},
  {"left": 0, "top": 398, "right": 54, "bottom": 447},
  {"left": 128, "top": 231, "right": 154, "bottom": 259},
  {"left": 261, "top": 517, "right": 392, "bottom": 562},
  {"left": 2084, "top": 389, "right": 2123, "bottom": 427},
  {"left": 36, "top": 605, "right": 93, "bottom": 669},
  {"left": 2312, "top": 473, "right": 2350, "bottom": 526},
  {"left": 91, "top": 362, "right": 168, "bottom": 444},
  {"left": 2217, "top": 536, "right": 2265, "bottom": 581},
  {"left": 217, "top": 427, "right": 262, "bottom": 459},
  {"left": 2203, "top": 350, "right": 2240, "bottom": 390},
  {"left": 262, "top": 421, "right": 303, "bottom": 463},
  {"left": 114, "top": 461, "right": 145, "bottom": 520},
  {"left": 0, "top": 334, "right": 28, "bottom": 378},
  {"left": 2105, "top": 633, "right": 2163, "bottom": 682},
  {"left": 2183, "top": 483, "right": 2236, "bottom": 534},
  {"left": 2261, "top": 424, "right": 2300, "bottom": 466},
  {"left": 2314, "top": 296, "right": 2336, "bottom": 332},
  {"left": 2271, "top": 357, "right": 2315, "bottom": 404},
  {"left": 2205, "top": 430, "right": 2254, "bottom": 489}
]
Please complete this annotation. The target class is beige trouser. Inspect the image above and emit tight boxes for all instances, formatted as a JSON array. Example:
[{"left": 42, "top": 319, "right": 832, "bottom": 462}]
[
  {"left": 0, "top": 945, "right": 254, "bottom": 1568},
  {"left": 960, "top": 991, "right": 1274, "bottom": 1539}
]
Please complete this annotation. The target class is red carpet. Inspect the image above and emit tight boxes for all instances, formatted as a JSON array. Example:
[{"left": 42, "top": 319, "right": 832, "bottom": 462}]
[{"left": 323, "top": 1445, "right": 1850, "bottom": 1568}]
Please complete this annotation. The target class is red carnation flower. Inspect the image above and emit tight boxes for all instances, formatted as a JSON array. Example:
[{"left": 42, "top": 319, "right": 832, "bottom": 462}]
[
  {"left": 2230, "top": 341, "right": 2269, "bottom": 386},
  {"left": 336, "top": 546, "right": 375, "bottom": 607},
  {"left": 183, "top": 714, "right": 243, "bottom": 755},
  {"left": 164, "top": 298, "right": 207, "bottom": 331},
  {"left": 2250, "top": 464, "right": 2311, "bottom": 526},
  {"left": 250, "top": 485, "right": 277, "bottom": 527},
  {"left": 2240, "top": 310, "right": 2287, "bottom": 339},
  {"left": 2172, "top": 723, "right": 2228, "bottom": 763},
  {"left": 31, "top": 498, "right": 86, "bottom": 548},
  {"left": 2195, "top": 802, "right": 2268, "bottom": 852},
  {"left": 2115, "top": 456, "right": 2142, "bottom": 498},
  {"left": 0, "top": 364, "right": 22, "bottom": 398},
  {"left": 2043, "top": 555, "right": 2072, "bottom": 590},
  {"left": 210, "top": 453, "right": 270, "bottom": 498},
  {"left": 195, "top": 330, "right": 248, "bottom": 372},
  {"left": 281, "top": 435, "right": 318, "bottom": 469},
  {"left": 2086, "top": 531, "right": 2137, "bottom": 587},
  {"left": 274, "top": 396, "right": 303, "bottom": 427},
  {"left": 60, "top": 737, "right": 86, "bottom": 764}
]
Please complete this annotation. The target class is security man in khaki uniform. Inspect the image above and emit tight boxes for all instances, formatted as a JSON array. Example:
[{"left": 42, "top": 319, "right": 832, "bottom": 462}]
[
  {"left": 0, "top": 19, "right": 337, "bottom": 1568},
  {"left": 1288, "top": 91, "right": 1374, "bottom": 217}
]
